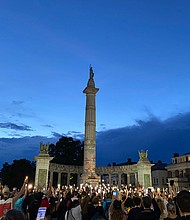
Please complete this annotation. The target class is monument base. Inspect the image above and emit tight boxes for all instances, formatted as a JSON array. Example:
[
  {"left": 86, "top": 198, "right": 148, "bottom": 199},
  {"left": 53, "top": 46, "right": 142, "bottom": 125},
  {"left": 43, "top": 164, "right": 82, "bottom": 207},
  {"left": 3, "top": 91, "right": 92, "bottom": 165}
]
[{"left": 80, "top": 172, "right": 100, "bottom": 187}]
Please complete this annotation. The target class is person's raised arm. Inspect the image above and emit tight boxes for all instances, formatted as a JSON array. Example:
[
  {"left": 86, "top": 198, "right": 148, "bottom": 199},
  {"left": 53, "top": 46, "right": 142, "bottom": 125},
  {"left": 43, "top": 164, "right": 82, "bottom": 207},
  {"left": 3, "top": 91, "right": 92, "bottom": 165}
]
[{"left": 12, "top": 176, "right": 28, "bottom": 205}]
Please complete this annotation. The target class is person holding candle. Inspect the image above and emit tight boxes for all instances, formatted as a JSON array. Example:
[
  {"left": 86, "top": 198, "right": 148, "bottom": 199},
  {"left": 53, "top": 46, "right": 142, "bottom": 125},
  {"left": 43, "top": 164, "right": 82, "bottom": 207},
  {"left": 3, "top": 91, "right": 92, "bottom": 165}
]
[{"left": 0, "top": 177, "right": 28, "bottom": 218}]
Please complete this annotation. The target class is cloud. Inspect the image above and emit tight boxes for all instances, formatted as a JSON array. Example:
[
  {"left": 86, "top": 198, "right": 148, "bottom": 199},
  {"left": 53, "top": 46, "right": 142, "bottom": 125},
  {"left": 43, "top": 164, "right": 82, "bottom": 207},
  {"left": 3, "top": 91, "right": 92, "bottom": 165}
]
[
  {"left": 0, "top": 122, "right": 32, "bottom": 131},
  {"left": 12, "top": 100, "right": 24, "bottom": 105},
  {"left": 43, "top": 124, "right": 54, "bottom": 128},
  {"left": 0, "top": 136, "right": 58, "bottom": 168},
  {"left": 98, "top": 123, "right": 107, "bottom": 130},
  {"left": 0, "top": 100, "right": 36, "bottom": 120},
  {"left": 65, "top": 131, "right": 84, "bottom": 140},
  {"left": 67, "top": 131, "right": 82, "bottom": 135},
  {"left": 51, "top": 132, "right": 62, "bottom": 138},
  {"left": 96, "top": 112, "right": 190, "bottom": 166},
  {"left": 1, "top": 112, "right": 190, "bottom": 170}
]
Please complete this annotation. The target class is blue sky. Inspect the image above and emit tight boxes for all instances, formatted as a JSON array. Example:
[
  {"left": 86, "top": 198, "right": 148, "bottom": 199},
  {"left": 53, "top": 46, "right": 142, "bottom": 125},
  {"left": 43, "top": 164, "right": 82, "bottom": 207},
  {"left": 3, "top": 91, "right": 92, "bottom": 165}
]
[{"left": 0, "top": 0, "right": 190, "bottom": 168}]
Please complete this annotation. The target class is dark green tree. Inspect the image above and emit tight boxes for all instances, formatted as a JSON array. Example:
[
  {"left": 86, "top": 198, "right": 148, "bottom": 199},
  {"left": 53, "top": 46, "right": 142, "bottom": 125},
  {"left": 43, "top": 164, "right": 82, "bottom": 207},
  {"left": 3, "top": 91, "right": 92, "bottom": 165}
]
[
  {"left": 0, "top": 159, "right": 35, "bottom": 189},
  {"left": 49, "top": 136, "right": 84, "bottom": 166}
]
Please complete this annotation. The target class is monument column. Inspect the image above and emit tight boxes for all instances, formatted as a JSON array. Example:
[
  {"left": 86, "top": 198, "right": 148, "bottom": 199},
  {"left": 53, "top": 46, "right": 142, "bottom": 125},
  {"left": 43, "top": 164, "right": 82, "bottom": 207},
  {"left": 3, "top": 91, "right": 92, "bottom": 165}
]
[
  {"left": 34, "top": 143, "right": 53, "bottom": 190},
  {"left": 81, "top": 66, "right": 100, "bottom": 186}
]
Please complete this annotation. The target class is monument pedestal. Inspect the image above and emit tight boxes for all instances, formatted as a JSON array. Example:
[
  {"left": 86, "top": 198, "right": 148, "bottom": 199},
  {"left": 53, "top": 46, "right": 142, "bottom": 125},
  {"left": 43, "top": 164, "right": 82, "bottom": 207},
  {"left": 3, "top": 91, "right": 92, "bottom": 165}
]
[
  {"left": 80, "top": 172, "right": 100, "bottom": 187},
  {"left": 137, "top": 150, "right": 154, "bottom": 189},
  {"left": 34, "top": 143, "right": 53, "bottom": 190},
  {"left": 137, "top": 161, "right": 153, "bottom": 188}
]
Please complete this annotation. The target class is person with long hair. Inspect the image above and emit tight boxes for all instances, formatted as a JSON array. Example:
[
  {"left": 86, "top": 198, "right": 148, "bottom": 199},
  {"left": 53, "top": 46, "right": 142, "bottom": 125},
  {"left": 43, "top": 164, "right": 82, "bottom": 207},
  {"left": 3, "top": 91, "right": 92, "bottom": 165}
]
[
  {"left": 109, "top": 199, "right": 127, "bottom": 220},
  {"left": 165, "top": 199, "right": 177, "bottom": 220},
  {"left": 156, "top": 198, "right": 167, "bottom": 220}
]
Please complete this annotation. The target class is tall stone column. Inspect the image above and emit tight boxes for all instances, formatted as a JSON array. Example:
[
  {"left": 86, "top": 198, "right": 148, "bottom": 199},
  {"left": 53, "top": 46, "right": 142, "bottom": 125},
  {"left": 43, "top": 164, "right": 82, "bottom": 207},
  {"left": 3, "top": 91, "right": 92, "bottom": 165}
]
[
  {"left": 81, "top": 66, "right": 100, "bottom": 186},
  {"left": 34, "top": 143, "right": 53, "bottom": 190}
]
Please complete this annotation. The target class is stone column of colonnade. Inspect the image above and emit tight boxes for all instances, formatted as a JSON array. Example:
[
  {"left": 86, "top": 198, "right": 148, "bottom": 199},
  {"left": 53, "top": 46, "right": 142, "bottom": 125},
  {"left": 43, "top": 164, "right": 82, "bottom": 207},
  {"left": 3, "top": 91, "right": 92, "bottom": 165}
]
[
  {"left": 127, "top": 173, "right": 130, "bottom": 185},
  {"left": 108, "top": 173, "right": 112, "bottom": 184},
  {"left": 50, "top": 171, "right": 53, "bottom": 183},
  {"left": 67, "top": 173, "right": 70, "bottom": 186},
  {"left": 118, "top": 174, "right": 122, "bottom": 187},
  {"left": 135, "top": 172, "right": 138, "bottom": 186},
  {"left": 57, "top": 173, "right": 61, "bottom": 186},
  {"left": 105, "top": 172, "right": 139, "bottom": 187},
  {"left": 48, "top": 171, "right": 77, "bottom": 187}
]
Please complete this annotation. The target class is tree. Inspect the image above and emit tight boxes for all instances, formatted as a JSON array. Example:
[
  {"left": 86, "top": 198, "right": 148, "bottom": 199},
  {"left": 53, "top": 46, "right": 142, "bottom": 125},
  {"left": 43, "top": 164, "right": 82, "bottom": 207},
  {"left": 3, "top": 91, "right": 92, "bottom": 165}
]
[
  {"left": 0, "top": 159, "right": 36, "bottom": 190},
  {"left": 49, "top": 136, "right": 84, "bottom": 166}
]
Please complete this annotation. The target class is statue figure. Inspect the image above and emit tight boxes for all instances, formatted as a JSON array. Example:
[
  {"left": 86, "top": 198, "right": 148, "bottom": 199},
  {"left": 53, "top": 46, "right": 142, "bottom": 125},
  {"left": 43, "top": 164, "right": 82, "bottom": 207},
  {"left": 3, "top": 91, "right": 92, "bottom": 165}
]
[
  {"left": 138, "top": 150, "right": 148, "bottom": 161},
  {"left": 86, "top": 65, "right": 95, "bottom": 88},
  {"left": 90, "top": 66, "right": 94, "bottom": 79},
  {"left": 40, "top": 142, "right": 49, "bottom": 154}
]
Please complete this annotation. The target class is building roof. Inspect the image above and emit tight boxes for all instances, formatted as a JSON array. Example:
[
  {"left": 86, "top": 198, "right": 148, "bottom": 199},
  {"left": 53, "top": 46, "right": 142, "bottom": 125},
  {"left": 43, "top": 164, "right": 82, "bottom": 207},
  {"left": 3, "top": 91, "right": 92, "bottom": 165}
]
[{"left": 151, "top": 160, "right": 168, "bottom": 171}]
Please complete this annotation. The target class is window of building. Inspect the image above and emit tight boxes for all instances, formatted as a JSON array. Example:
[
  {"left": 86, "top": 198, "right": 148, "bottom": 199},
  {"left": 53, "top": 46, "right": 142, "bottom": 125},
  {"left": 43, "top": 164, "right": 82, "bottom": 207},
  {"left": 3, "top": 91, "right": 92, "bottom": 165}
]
[
  {"left": 168, "top": 171, "right": 172, "bottom": 178},
  {"left": 153, "top": 178, "right": 155, "bottom": 184},
  {"left": 175, "top": 170, "right": 179, "bottom": 178}
]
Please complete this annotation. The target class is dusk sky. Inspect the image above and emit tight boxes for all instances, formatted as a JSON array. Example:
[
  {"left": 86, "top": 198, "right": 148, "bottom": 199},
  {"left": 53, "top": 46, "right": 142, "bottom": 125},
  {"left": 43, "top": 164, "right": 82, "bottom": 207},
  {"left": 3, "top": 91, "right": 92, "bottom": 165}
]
[{"left": 0, "top": 0, "right": 190, "bottom": 168}]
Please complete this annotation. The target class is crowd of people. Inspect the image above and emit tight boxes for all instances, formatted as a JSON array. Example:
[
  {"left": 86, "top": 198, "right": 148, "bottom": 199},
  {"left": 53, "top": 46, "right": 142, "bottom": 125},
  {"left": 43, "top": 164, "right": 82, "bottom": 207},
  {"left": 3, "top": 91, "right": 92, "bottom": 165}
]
[{"left": 0, "top": 177, "right": 190, "bottom": 220}]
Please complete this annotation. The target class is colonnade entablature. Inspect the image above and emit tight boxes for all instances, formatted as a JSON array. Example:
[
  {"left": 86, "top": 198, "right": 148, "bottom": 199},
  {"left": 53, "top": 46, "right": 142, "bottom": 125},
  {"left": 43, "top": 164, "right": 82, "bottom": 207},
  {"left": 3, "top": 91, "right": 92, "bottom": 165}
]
[
  {"left": 50, "top": 163, "right": 83, "bottom": 174},
  {"left": 48, "top": 162, "right": 144, "bottom": 188},
  {"left": 96, "top": 164, "right": 138, "bottom": 174},
  {"left": 49, "top": 163, "right": 138, "bottom": 177}
]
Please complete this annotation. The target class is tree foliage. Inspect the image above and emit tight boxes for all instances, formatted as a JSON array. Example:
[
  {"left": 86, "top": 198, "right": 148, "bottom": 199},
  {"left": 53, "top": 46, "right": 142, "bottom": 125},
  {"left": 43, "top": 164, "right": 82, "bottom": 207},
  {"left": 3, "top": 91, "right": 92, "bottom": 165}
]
[
  {"left": 0, "top": 159, "right": 35, "bottom": 189},
  {"left": 49, "top": 136, "right": 84, "bottom": 166}
]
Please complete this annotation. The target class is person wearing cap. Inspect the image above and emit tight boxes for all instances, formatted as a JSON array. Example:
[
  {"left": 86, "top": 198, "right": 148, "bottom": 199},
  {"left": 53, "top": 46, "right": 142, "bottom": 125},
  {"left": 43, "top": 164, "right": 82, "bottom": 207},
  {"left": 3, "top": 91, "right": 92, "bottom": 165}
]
[
  {"left": 0, "top": 177, "right": 28, "bottom": 218},
  {"left": 176, "top": 190, "right": 190, "bottom": 219}
]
